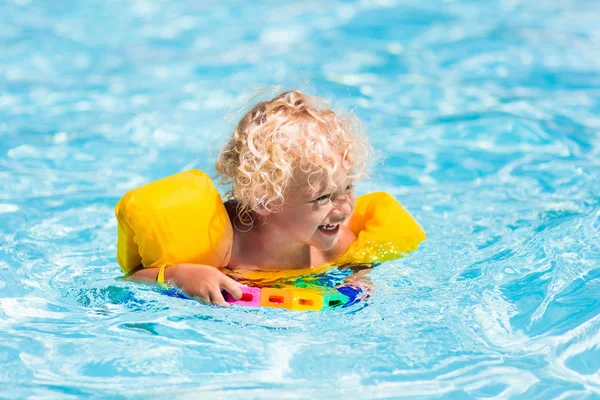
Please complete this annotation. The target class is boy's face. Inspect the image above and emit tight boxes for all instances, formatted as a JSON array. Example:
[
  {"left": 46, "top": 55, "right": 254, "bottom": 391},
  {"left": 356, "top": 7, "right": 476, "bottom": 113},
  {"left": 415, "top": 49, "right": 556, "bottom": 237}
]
[{"left": 267, "top": 164, "right": 355, "bottom": 251}]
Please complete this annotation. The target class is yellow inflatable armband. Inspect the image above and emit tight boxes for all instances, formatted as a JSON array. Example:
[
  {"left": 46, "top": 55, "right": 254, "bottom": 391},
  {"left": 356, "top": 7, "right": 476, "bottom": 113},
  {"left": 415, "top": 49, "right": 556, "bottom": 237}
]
[
  {"left": 114, "top": 170, "right": 232, "bottom": 274},
  {"left": 339, "top": 191, "right": 426, "bottom": 264}
]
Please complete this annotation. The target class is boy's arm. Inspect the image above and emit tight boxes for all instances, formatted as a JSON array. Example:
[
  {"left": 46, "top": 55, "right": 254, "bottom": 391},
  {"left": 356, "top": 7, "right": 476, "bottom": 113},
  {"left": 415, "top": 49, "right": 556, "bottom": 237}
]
[{"left": 128, "top": 264, "right": 243, "bottom": 306}]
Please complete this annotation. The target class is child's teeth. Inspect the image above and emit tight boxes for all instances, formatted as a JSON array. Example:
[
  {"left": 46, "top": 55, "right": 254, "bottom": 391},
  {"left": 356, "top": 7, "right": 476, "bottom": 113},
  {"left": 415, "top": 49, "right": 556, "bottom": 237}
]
[{"left": 320, "top": 224, "right": 338, "bottom": 231}]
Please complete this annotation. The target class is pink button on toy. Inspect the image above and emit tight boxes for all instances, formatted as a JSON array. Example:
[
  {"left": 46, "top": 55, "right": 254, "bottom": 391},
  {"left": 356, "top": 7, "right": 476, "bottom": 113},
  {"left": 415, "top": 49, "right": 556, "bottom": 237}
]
[{"left": 225, "top": 286, "right": 261, "bottom": 307}]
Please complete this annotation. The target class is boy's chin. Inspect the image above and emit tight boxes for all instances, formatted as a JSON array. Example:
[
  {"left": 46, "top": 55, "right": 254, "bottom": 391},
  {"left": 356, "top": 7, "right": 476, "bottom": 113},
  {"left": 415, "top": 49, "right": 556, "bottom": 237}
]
[{"left": 312, "top": 235, "right": 339, "bottom": 252}]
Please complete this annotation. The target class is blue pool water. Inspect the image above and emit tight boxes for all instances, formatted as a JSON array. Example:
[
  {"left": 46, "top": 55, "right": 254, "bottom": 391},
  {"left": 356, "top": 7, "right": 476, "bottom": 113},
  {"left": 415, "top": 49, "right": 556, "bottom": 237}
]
[{"left": 2, "top": 0, "right": 600, "bottom": 398}]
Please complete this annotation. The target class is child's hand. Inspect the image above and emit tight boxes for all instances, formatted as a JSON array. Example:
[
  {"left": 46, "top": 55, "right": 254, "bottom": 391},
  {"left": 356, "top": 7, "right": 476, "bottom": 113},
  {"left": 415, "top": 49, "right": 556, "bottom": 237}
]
[
  {"left": 168, "top": 263, "right": 243, "bottom": 306},
  {"left": 342, "top": 268, "right": 374, "bottom": 299}
]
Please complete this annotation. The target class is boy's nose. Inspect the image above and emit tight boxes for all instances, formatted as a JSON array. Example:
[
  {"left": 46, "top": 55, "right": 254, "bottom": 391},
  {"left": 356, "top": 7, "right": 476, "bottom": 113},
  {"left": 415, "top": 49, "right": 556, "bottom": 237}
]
[{"left": 331, "top": 192, "right": 354, "bottom": 217}]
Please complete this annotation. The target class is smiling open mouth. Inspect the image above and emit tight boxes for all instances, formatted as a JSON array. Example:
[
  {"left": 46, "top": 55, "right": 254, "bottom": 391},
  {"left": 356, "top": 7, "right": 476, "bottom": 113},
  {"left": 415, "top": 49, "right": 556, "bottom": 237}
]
[{"left": 318, "top": 223, "right": 340, "bottom": 235}]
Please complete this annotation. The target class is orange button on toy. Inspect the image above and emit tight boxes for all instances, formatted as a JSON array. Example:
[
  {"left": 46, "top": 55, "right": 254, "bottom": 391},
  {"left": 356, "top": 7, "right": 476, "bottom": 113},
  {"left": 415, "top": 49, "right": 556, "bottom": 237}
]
[
  {"left": 260, "top": 288, "right": 293, "bottom": 310},
  {"left": 292, "top": 288, "right": 323, "bottom": 311}
]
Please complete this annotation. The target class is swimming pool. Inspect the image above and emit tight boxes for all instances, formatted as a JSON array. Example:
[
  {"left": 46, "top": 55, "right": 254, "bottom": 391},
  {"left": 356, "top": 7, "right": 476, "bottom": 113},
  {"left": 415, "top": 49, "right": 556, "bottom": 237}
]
[{"left": 1, "top": 0, "right": 599, "bottom": 397}]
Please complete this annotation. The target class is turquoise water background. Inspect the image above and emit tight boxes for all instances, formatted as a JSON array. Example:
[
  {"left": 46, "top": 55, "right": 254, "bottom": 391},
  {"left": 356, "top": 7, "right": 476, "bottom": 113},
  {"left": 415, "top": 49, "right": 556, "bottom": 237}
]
[{"left": 1, "top": 0, "right": 600, "bottom": 398}]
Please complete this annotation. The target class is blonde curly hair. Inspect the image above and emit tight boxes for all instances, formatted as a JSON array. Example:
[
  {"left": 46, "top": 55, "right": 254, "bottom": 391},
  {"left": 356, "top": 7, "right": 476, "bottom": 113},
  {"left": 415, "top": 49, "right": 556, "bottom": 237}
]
[{"left": 216, "top": 90, "right": 370, "bottom": 222}]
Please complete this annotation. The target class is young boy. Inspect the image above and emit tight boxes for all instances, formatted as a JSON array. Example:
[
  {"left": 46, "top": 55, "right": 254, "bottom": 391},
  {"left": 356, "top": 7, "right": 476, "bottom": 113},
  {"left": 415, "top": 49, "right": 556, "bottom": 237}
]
[{"left": 129, "top": 90, "right": 371, "bottom": 306}]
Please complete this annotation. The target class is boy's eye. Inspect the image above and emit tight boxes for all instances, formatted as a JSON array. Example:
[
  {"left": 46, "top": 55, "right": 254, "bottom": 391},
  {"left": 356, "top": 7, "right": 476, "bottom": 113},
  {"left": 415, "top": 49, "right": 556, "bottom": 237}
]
[
  {"left": 313, "top": 194, "right": 331, "bottom": 204},
  {"left": 310, "top": 185, "right": 353, "bottom": 205}
]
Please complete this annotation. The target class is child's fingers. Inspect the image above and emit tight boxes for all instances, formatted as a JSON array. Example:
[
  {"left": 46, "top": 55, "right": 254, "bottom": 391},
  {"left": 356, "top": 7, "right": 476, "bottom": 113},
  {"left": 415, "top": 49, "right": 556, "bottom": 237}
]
[
  {"left": 209, "top": 288, "right": 230, "bottom": 307},
  {"left": 221, "top": 277, "right": 243, "bottom": 300},
  {"left": 194, "top": 294, "right": 211, "bottom": 305}
]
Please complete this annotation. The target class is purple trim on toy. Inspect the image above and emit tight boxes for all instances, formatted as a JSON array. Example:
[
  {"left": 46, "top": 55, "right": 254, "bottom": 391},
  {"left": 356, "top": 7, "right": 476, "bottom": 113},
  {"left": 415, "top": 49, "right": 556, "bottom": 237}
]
[{"left": 225, "top": 286, "right": 261, "bottom": 307}]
